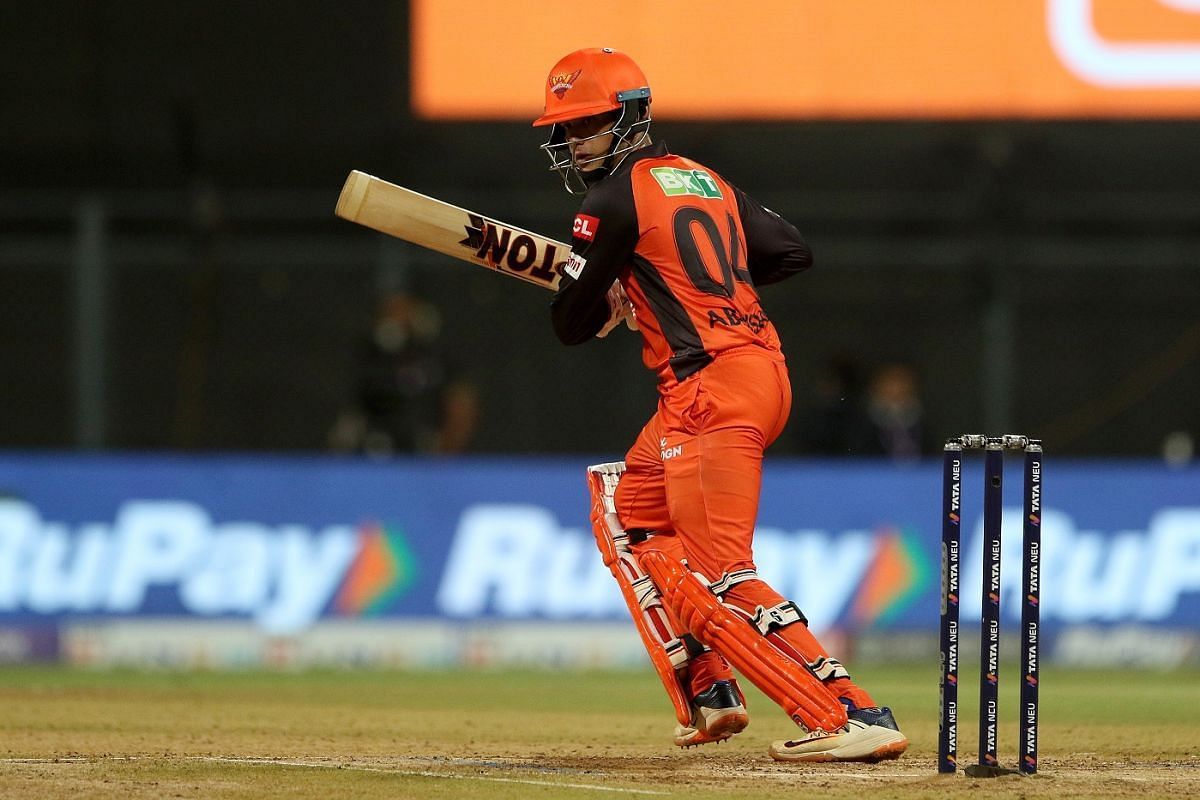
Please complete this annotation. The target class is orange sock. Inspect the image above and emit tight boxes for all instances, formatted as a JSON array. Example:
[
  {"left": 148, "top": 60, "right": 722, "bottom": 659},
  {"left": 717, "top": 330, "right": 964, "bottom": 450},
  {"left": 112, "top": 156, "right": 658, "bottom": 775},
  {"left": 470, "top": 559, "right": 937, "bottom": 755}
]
[{"left": 685, "top": 649, "right": 736, "bottom": 699}]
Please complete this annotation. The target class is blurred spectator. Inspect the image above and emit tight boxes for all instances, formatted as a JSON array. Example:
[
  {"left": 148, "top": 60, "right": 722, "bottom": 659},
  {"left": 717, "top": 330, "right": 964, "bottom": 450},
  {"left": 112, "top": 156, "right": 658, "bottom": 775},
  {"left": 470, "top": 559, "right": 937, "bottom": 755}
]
[
  {"left": 1162, "top": 430, "right": 1194, "bottom": 468},
  {"left": 328, "top": 293, "right": 479, "bottom": 456},
  {"left": 794, "top": 355, "right": 871, "bottom": 455},
  {"left": 859, "top": 362, "right": 925, "bottom": 461}
]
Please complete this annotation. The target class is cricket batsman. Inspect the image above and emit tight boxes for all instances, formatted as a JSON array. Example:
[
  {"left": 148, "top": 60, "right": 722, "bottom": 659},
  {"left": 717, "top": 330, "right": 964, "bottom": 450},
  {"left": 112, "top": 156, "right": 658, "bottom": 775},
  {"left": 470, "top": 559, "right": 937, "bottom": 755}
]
[{"left": 534, "top": 47, "right": 909, "bottom": 762}]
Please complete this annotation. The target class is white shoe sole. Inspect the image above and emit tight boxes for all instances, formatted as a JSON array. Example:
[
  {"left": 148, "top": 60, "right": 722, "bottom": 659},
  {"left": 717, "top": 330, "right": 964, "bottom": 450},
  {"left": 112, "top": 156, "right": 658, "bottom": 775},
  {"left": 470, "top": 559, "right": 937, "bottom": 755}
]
[
  {"left": 769, "top": 723, "right": 909, "bottom": 763},
  {"left": 675, "top": 706, "right": 750, "bottom": 747}
]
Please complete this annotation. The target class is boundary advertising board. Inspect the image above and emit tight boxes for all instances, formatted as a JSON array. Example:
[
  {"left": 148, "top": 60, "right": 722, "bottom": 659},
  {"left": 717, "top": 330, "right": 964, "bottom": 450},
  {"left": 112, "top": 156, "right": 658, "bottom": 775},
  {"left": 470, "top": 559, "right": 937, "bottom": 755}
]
[{"left": 1, "top": 455, "right": 1197, "bottom": 643}]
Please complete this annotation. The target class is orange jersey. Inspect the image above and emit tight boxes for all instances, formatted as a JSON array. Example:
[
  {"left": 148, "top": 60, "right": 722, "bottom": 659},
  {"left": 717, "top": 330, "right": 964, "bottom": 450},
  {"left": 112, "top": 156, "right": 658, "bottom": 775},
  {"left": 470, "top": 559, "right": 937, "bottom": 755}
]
[{"left": 551, "top": 142, "right": 812, "bottom": 387}]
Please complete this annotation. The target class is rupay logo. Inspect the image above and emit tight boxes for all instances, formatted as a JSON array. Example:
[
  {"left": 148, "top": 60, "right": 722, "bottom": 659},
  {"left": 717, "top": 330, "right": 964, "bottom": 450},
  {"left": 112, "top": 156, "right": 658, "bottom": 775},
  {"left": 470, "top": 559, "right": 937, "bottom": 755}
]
[{"left": 0, "top": 499, "right": 364, "bottom": 634}]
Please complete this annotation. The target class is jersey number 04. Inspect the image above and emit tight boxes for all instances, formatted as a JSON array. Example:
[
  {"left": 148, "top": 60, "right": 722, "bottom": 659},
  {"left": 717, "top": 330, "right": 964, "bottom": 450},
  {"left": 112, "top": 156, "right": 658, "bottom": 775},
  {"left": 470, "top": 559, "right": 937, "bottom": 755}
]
[{"left": 673, "top": 207, "right": 752, "bottom": 300}]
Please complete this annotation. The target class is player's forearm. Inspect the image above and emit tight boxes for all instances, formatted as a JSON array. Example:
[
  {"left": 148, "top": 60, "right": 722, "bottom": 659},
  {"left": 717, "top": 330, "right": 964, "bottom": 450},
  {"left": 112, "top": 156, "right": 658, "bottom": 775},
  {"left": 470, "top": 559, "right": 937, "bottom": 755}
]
[
  {"left": 550, "top": 222, "right": 632, "bottom": 344},
  {"left": 551, "top": 286, "right": 611, "bottom": 344},
  {"left": 735, "top": 186, "right": 814, "bottom": 285},
  {"left": 749, "top": 233, "right": 812, "bottom": 285}
]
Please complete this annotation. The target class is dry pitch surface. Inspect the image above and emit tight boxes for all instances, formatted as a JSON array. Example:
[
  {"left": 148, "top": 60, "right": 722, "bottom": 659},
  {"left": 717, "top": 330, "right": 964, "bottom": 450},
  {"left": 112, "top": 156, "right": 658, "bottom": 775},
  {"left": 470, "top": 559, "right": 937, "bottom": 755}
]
[{"left": 1, "top": 665, "right": 1197, "bottom": 799}]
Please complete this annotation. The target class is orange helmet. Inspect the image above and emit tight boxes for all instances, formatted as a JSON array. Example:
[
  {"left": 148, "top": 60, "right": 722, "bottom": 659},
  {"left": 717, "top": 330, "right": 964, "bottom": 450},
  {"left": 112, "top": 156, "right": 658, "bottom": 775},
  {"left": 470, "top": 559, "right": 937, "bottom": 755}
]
[{"left": 532, "top": 47, "right": 650, "bottom": 127}]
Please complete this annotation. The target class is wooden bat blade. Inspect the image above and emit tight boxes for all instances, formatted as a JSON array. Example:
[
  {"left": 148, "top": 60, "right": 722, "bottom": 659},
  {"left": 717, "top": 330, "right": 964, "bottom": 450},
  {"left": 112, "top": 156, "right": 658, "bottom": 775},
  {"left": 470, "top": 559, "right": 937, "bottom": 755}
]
[{"left": 335, "top": 170, "right": 566, "bottom": 291}]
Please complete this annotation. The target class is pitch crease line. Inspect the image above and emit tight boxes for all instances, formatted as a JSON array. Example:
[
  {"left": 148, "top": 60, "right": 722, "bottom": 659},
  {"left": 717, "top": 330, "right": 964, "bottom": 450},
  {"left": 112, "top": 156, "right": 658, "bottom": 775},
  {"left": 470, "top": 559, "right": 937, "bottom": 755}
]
[{"left": 194, "top": 756, "right": 670, "bottom": 795}]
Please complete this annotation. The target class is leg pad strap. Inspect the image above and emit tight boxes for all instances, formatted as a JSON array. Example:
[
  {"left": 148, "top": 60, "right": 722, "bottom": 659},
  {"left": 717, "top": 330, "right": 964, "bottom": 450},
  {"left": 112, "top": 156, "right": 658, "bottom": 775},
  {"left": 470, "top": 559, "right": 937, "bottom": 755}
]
[
  {"left": 750, "top": 601, "right": 808, "bottom": 634},
  {"left": 808, "top": 656, "right": 851, "bottom": 683}
]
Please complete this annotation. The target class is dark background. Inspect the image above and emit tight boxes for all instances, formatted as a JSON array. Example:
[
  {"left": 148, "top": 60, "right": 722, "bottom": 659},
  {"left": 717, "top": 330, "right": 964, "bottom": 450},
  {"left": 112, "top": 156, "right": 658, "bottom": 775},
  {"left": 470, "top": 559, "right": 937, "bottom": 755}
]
[{"left": 2, "top": 2, "right": 1198, "bottom": 457}]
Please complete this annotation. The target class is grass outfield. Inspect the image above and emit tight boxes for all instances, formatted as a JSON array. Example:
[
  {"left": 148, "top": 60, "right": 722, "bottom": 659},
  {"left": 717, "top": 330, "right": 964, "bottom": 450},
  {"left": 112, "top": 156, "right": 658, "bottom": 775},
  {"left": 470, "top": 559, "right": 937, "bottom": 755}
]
[{"left": 0, "top": 664, "right": 1197, "bottom": 799}]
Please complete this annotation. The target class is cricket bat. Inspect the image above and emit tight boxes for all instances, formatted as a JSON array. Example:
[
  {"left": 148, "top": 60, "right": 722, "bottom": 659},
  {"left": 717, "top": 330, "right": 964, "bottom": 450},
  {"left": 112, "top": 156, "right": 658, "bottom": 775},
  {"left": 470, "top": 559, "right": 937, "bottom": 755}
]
[{"left": 335, "top": 170, "right": 567, "bottom": 291}]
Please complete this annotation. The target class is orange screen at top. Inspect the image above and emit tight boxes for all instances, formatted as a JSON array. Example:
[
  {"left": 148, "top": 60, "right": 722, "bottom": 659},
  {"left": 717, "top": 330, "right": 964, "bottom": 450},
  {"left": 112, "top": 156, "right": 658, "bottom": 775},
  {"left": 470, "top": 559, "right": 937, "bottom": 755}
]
[{"left": 411, "top": 0, "right": 1200, "bottom": 119}]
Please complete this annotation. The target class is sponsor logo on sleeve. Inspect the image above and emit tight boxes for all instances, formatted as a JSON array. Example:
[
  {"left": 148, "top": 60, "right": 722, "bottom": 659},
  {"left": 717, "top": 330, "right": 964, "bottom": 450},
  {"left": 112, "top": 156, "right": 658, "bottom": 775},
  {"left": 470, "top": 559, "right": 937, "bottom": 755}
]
[
  {"left": 573, "top": 214, "right": 600, "bottom": 241},
  {"left": 650, "top": 167, "right": 723, "bottom": 199},
  {"left": 564, "top": 252, "right": 587, "bottom": 279}
]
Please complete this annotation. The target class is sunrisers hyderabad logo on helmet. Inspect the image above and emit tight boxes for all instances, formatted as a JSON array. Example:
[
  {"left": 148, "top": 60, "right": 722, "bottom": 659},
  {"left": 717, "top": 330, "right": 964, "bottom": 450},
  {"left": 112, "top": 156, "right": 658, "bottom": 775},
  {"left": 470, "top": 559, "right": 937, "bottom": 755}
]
[{"left": 549, "top": 68, "right": 582, "bottom": 99}]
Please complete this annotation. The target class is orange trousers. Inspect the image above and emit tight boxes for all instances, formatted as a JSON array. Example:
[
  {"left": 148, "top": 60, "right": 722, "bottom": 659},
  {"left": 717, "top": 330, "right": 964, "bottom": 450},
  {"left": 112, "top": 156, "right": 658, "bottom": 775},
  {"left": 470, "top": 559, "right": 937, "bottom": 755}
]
[{"left": 617, "top": 348, "right": 874, "bottom": 708}]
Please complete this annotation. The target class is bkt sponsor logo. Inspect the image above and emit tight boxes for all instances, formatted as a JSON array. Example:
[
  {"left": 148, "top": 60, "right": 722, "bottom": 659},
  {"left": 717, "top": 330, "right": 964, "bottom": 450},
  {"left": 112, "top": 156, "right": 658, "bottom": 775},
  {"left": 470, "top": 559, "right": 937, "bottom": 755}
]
[
  {"left": 0, "top": 499, "right": 364, "bottom": 634},
  {"left": 649, "top": 167, "right": 723, "bottom": 199}
]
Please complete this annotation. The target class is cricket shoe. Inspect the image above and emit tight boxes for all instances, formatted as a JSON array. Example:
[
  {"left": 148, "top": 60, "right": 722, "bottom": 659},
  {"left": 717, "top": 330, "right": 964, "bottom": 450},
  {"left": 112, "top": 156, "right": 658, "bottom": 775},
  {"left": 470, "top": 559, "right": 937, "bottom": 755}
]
[
  {"left": 769, "top": 706, "right": 909, "bottom": 763},
  {"left": 674, "top": 679, "right": 750, "bottom": 748}
]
